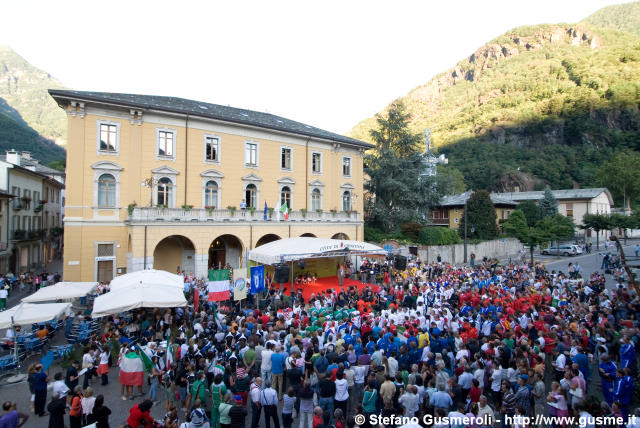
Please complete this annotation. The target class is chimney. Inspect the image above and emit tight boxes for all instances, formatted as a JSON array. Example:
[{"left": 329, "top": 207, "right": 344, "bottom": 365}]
[
  {"left": 20, "top": 151, "right": 31, "bottom": 160},
  {"left": 6, "top": 150, "right": 20, "bottom": 166}
]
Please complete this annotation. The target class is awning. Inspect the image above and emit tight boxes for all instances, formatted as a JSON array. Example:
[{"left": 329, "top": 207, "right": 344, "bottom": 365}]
[
  {"left": 91, "top": 283, "right": 187, "bottom": 318},
  {"left": 22, "top": 282, "right": 98, "bottom": 303},
  {"left": 0, "top": 302, "right": 73, "bottom": 329},
  {"left": 109, "top": 269, "right": 184, "bottom": 291},
  {"left": 248, "top": 237, "right": 385, "bottom": 265}
]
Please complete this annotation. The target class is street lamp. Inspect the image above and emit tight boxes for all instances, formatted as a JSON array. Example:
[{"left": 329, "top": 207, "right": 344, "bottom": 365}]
[{"left": 141, "top": 177, "right": 158, "bottom": 207}]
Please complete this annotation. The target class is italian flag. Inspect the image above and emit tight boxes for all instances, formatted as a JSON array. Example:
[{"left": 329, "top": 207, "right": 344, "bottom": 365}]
[
  {"left": 281, "top": 202, "right": 289, "bottom": 220},
  {"left": 119, "top": 352, "right": 144, "bottom": 386},
  {"left": 207, "top": 269, "right": 230, "bottom": 302}
]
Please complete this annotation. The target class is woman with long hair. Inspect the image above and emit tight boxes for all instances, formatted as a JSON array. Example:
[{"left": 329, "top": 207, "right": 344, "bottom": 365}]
[
  {"left": 68, "top": 386, "right": 83, "bottom": 428},
  {"left": 26, "top": 363, "right": 37, "bottom": 413},
  {"left": 87, "top": 395, "right": 111, "bottom": 428}
]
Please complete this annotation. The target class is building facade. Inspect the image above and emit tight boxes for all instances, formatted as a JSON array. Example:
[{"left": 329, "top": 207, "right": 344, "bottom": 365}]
[
  {"left": 429, "top": 191, "right": 518, "bottom": 229},
  {"left": 50, "top": 90, "right": 370, "bottom": 283},
  {"left": 0, "top": 151, "right": 65, "bottom": 273}
]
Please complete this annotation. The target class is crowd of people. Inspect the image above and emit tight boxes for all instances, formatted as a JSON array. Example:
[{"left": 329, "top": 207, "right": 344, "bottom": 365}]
[{"left": 3, "top": 243, "right": 640, "bottom": 428}]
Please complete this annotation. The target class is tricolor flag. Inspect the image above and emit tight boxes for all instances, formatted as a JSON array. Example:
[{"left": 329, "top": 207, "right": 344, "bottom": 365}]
[
  {"left": 133, "top": 344, "right": 154, "bottom": 373},
  {"left": 207, "top": 269, "right": 231, "bottom": 302},
  {"left": 280, "top": 202, "right": 289, "bottom": 220},
  {"left": 119, "top": 352, "right": 145, "bottom": 386}
]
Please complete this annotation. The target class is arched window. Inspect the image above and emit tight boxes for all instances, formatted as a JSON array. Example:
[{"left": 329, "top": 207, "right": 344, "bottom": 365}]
[
  {"left": 280, "top": 186, "right": 291, "bottom": 209},
  {"left": 311, "top": 188, "right": 321, "bottom": 211},
  {"left": 204, "top": 181, "right": 218, "bottom": 208},
  {"left": 245, "top": 184, "right": 257, "bottom": 209},
  {"left": 98, "top": 173, "right": 116, "bottom": 208},
  {"left": 157, "top": 177, "right": 173, "bottom": 207},
  {"left": 342, "top": 191, "right": 351, "bottom": 212}
]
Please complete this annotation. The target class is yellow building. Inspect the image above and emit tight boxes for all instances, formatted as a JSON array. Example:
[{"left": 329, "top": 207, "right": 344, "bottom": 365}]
[
  {"left": 49, "top": 90, "right": 371, "bottom": 282},
  {"left": 429, "top": 191, "right": 518, "bottom": 229}
]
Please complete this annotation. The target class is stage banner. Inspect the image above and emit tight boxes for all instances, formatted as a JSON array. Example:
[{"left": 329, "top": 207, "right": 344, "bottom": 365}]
[
  {"left": 250, "top": 265, "right": 265, "bottom": 294},
  {"left": 207, "top": 269, "right": 231, "bottom": 302},
  {"left": 233, "top": 277, "right": 248, "bottom": 301}
]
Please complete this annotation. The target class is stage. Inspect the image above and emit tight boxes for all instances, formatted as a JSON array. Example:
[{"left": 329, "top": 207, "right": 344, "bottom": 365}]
[{"left": 278, "top": 276, "right": 381, "bottom": 301}]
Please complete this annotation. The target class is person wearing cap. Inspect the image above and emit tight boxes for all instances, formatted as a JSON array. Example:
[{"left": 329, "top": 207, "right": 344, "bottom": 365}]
[
  {"left": 513, "top": 375, "right": 530, "bottom": 416},
  {"left": 599, "top": 354, "right": 617, "bottom": 406}
]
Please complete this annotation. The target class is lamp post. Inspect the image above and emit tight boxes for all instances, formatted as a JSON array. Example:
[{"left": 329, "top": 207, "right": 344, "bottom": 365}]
[
  {"left": 141, "top": 177, "right": 158, "bottom": 207},
  {"left": 464, "top": 199, "right": 468, "bottom": 263}
]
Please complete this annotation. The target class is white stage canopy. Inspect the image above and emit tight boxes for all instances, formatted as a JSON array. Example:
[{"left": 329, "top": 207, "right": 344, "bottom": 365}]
[
  {"left": 248, "top": 237, "right": 386, "bottom": 265},
  {"left": 91, "top": 283, "right": 187, "bottom": 318},
  {"left": 22, "top": 282, "right": 98, "bottom": 303},
  {"left": 0, "top": 302, "right": 73, "bottom": 329},
  {"left": 109, "top": 269, "right": 183, "bottom": 291}
]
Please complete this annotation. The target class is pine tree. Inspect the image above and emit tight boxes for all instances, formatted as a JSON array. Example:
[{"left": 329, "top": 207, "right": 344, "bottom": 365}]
[
  {"left": 539, "top": 186, "right": 558, "bottom": 218},
  {"left": 458, "top": 190, "right": 499, "bottom": 240}
]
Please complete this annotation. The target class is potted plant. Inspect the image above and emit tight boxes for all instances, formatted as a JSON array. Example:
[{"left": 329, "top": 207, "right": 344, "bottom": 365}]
[
  {"left": 127, "top": 202, "right": 137, "bottom": 216},
  {"left": 268, "top": 207, "right": 274, "bottom": 219},
  {"left": 181, "top": 204, "right": 193, "bottom": 211},
  {"left": 205, "top": 205, "right": 215, "bottom": 215},
  {"left": 157, "top": 204, "right": 167, "bottom": 210},
  {"left": 330, "top": 209, "right": 337, "bottom": 217},
  {"left": 316, "top": 209, "right": 323, "bottom": 215},
  {"left": 301, "top": 208, "right": 307, "bottom": 219},
  {"left": 227, "top": 206, "right": 236, "bottom": 216},
  {"left": 248, "top": 207, "right": 256, "bottom": 216},
  {"left": 13, "top": 229, "right": 25, "bottom": 240}
]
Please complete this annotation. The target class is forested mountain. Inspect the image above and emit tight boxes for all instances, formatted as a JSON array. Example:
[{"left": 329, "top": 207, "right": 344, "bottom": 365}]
[
  {"left": 0, "top": 46, "right": 66, "bottom": 165},
  {"left": 584, "top": 1, "right": 640, "bottom": 36},
  {"left": 350, "top": 2, "right": 640, "bottom": 195}
]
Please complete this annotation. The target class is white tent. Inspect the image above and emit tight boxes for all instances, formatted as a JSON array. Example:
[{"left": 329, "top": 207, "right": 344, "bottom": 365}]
[
  {"left": 248, "top": 237, "right": 385, "bottom": 265},
  {"left": 91, "top": 283, "right": 187, "bottom": 318},
  {"left": 22, "top": 282, "right": 98, "bottom": 303},
  {"left": 0, "top": 302, "right": 73, "bottom": 329},
  {"left": 109, "top": 269, "right": 183, "bottom": 291}
]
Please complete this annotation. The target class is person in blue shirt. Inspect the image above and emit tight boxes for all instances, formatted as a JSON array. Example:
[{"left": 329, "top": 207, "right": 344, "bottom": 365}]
[
  {"left": 614, "top": 368, "right": 634, "bottom": 419},
  {"left": 271, "top": 348, "right": 286, "bottom": 400},
  {"left": 599, "top": 354, "right": 617, "bottom": 405},
  {"left": 365, "top": 339, "right": 375, "bottom": 355},
  {"left": 372, "top": 325, "right": 382, "bottom": 340},
  {"left": 314, "top": 350, "right": 329, "bottom": 375},
  {"left": 619, "top": 336, "right": 635, "bottom": 371},
  {"left": 572, "top": 348, "right": 590, "bottom": 385},
  {"left": 408, "top": 341, "right": 421, "bottom": 365},
  {"left": 354, "top": 341, "right": 363, "bottom": 357},
  {"left": 33, "top": 364, "right": 48, "bottom": 417}
]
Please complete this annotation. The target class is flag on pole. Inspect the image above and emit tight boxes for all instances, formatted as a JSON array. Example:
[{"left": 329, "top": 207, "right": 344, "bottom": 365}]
[
  {"left": 133, "top": 344, "right": 154, "bottom": 373},
  {"left": 119, "top": 352, "right": 144, "bottom": 386},
  {"left": 207, "top": 269, "right": 231, "bottom": 301},
  {"left": 280, "top": 202, "right": 289, "bottom": 220},
  {"left": 165, "top": 330, "right": 174, "bottom": 371},
  {"left": 250, "top": 265, "right": 265, "bottom": 294},
  {"left": 211, "top": 304, "right": 222, "bottom": 329},
  {"left": 263, "top": 201, "right": 268, "bottom": 221}
]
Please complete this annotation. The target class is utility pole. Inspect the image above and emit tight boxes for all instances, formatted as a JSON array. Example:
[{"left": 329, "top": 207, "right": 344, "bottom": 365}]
[{"left": 463, "top": 198, "right": 468, "bottom": 264}]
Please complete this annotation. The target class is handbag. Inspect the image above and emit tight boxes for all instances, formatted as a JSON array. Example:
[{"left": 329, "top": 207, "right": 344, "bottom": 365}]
[{"left": 310, "top": 372, "right": 318, "bottom": 387}]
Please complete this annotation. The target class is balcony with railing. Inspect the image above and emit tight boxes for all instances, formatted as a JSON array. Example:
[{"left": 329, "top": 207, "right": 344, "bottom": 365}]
[{"left": 127, "top": 207, "right": 361, "bottom": 224}]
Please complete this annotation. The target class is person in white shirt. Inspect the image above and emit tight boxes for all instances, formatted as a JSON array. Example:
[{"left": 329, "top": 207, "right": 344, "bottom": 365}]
[
  {"left": 399, "top": 385, "right": 419, "bottom": 417},
  {"left": 334, "top": 371, "right": 349, "bottom": 415},
  {"left": 261, "top": 342, "right": 274, "bottom": 383}
]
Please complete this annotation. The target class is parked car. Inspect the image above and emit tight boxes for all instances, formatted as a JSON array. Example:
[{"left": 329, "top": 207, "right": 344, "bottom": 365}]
[{"left": 542, "top": 245, "right": 579, "bottom": 256}]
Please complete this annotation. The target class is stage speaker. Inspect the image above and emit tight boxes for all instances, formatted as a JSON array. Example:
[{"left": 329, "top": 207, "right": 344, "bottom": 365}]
[
  {"left": 394, "top": 255, "right": 407, "bottom": 271},
  {"left": 274, "top": 264, "right": 290, "bottom": 283}
]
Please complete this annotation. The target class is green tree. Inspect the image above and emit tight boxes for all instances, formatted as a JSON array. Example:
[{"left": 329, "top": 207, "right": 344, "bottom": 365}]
[
  {"left": 364, "top": 101, "right": 441, "bottom": 232},
  {"left": 518, "top": 200, "right": 542, "bottom": 227},
  {"left": 437, "top": 165, "right": 466, "bottom": 195},
  {"left": 539, "top": 214, "right": 576, "bottom": 252},
  {"left": 595, "top": 152, "right": 640, "bottom": 210},
  {"left": 458, "top": 190, "right": 499, "bottom": 240},
  {"left": 581, "top": 213, "right": 612, "bottom": 250},
  {"left": 503, "top": 209, "right": 548, "bottom": 265},
  {"left": 539, "top": 187, "right": 558, "bottom": 218}
]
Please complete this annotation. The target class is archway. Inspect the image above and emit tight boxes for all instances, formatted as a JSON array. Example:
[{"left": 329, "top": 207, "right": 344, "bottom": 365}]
[
  {"left": 153, "top": 235, "right": 196, "bottom": 274},
  {"left": 209, "top": 234, "right": 243, "bottom": 269},
  {"left": 255, "top": 234, "right": 281, "bottom": 248},
  {"left": 300, "top": 233, "right": 317, "bottom": 237},
  {"left": 331, "top": 233, "right": 349, "bottom": 240}
]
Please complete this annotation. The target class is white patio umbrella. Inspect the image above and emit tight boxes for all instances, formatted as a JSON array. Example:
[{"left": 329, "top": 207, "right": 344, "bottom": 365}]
[
  {"left": 22, "top": 282, "right": 98, "bottom": 303},
  {"left": 0, "top": 302, "right": 73, "bottom": 329},
  {"left": 108, "top": 269, "right": 183, "bottom": 291},
  {"left": 91, "top": 283, "right": 187, "bottom": 318}
]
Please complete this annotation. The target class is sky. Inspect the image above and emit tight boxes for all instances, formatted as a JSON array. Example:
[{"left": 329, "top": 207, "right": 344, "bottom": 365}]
[{"left": 0, "top": 0, "right": 633, "bottom": 134}]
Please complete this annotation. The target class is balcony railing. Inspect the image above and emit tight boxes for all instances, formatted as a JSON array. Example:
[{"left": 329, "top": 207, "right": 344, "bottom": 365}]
[{"left": 128, "top": 207, "right": 360, "bottom": 223}]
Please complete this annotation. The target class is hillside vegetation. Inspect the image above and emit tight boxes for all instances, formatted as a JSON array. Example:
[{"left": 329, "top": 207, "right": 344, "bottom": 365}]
[
  {"left": 583, "top": 1, "right": 640, "bottom": 37},
  {"left": 350, "top": 2, "right": 640, "bottom": 196}
]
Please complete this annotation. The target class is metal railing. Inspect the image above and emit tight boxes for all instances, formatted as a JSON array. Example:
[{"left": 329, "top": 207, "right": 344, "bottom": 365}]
[{"left": 128, "top": 207, "right": 360, "bottom": 223}]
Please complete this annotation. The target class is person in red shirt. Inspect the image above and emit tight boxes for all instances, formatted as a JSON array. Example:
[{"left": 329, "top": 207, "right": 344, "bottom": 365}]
[
  {"left": 312, "top": 406, "right": 324, "bottom": 428},
  {"left": 126, "top": 400, "right": 154, "bottom": 428},
  {"left": 469, "top": 378, "right": 482, "bottom": 403}
]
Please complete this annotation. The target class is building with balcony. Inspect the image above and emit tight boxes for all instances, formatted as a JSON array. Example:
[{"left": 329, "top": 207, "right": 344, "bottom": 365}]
[
  {"left": 429, "top": 191, "right": 519, "bottom": 229},
  {"left": 50, "top": 90, "right": 371, "bottom": 282},
  {"left": 0, "top": 151, "right": 65, "bottom": 273}
]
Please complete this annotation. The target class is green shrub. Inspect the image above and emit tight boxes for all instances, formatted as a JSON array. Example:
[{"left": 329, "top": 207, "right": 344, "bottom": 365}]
[{"left": 418, "top": 227, "right": 461, "bottom": 245}]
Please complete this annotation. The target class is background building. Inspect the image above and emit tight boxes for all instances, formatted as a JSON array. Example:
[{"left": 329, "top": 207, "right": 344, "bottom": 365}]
[
  {"left": 50, "top": 90, "right": 371, "bottom": 282},
  {"left": 429, "top": 191, "right": 518, "bottom": 229},
  {"left": 0, "top": 150, "right": 65, "bottom": 273}
]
